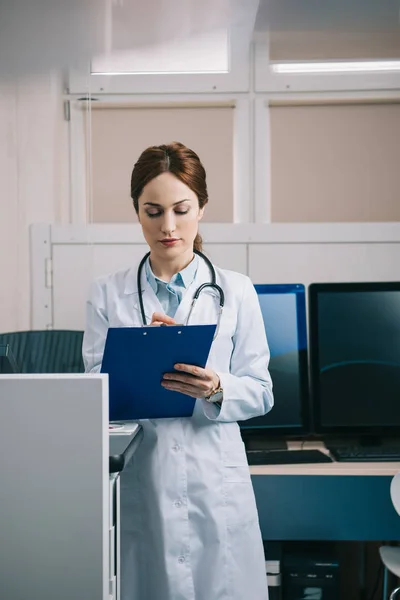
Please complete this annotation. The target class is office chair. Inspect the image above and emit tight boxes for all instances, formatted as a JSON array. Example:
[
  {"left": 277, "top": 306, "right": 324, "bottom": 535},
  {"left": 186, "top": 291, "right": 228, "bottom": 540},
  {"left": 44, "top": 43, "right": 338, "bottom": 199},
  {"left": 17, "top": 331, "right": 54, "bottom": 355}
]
[
  {"left": 380, "top": 472, "right": 400, "bottom": 599},
  {"left": 0, "top": 330, "right": 84, "bottom": 373}
]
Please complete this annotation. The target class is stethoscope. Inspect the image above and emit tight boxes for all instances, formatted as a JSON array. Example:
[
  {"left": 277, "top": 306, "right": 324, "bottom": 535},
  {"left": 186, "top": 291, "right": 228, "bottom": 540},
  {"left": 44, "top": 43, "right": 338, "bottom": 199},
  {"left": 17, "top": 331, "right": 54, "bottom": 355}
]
[{"left": 137, "top": 249, "right": 225, "bottom": 339}]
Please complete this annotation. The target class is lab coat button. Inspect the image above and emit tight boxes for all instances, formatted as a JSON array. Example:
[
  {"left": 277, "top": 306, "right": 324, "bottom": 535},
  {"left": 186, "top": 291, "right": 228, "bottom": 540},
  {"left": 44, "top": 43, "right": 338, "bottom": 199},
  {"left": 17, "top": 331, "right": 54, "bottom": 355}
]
[
  {"left": 174, "top": 500, "right": 182, "bottom": 508},
  {"left": 172, "top": 445, "right": 180, "bottom": 451},
  {"left": 178, "top": 556, "right": 185, "bottom": 564}
]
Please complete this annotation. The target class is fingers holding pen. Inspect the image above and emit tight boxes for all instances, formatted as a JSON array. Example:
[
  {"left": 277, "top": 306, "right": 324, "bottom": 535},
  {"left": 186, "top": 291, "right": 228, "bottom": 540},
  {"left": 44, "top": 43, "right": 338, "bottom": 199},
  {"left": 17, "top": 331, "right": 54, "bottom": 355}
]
[{"left": 150, "top": 312, "right": 176, "bottom": 326}]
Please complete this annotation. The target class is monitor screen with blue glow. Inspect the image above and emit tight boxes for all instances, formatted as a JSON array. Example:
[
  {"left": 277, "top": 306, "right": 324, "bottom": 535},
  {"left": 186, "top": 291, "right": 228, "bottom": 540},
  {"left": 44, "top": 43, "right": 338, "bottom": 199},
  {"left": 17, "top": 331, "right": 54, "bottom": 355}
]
[{"left": 240, "top": 284, "right": 309, "bottom": 435}]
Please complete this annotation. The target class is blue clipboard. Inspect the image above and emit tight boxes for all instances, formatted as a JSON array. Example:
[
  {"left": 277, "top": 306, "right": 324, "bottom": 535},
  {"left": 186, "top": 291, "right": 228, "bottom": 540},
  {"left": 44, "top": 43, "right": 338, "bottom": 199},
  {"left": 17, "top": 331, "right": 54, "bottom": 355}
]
[{"left": 101, "top": 324, "right": 216, "bottom": 421}]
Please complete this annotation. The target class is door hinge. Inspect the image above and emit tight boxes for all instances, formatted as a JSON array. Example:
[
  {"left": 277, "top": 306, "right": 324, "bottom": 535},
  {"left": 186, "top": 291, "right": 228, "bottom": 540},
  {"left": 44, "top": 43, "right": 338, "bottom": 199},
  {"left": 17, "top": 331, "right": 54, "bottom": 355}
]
[
  {"left": 63, "top": 100, "right": 70, "bottom": 122},
  {"left": 45, "top": 257, "right": 53, "bottom": 289}
]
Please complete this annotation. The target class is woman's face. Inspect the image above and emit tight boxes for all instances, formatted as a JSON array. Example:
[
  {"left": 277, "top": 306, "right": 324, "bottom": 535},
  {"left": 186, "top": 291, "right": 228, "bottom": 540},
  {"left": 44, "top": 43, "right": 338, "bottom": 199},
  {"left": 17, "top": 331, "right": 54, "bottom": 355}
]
[{"left": 137, "top": 172, "right": 204, "bottom": 261}]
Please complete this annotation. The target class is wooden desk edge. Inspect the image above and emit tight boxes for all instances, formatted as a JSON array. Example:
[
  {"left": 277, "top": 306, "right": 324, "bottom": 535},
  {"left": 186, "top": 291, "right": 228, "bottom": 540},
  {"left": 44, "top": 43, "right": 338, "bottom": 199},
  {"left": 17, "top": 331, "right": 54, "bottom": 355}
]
[
  {"left": 250, "top": 462, "right": 400, "bottom": 476},
  {"left": 248, "top": 442, "right": 400, "bottom": 476}
]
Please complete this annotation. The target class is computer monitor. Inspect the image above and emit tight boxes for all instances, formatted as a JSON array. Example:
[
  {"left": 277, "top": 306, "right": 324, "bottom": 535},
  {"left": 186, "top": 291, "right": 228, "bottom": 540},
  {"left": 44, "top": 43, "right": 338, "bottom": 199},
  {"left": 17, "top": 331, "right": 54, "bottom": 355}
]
[
  {"left": 0, "top": 344, "right": 19, "bottom": 374},
  {"left": 240, "top": 284, "right": 309, "bottom": 438},
  {"left": 309, "top": 282, "right": 400, "bottom": 435}
]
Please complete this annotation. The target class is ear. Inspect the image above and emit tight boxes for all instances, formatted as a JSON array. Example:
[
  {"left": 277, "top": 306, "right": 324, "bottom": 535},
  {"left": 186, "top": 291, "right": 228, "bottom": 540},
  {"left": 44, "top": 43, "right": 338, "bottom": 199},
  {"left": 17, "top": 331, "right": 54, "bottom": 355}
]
[{"left": 198, "top": 206, "right": 205, "bottom": 222}]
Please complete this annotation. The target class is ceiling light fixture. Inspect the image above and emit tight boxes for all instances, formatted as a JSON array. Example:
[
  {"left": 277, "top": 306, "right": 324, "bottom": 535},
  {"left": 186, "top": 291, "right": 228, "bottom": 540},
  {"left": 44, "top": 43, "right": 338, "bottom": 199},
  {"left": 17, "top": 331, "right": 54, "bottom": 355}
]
[{"left": 271, "top": 61, "right": 400, "bottom": 74}]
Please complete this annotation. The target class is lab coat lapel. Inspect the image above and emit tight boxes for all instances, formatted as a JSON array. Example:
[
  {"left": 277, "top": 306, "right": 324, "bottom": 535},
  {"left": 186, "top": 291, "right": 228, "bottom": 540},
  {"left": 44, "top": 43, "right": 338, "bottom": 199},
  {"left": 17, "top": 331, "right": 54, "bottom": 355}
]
[
  {"left": 174, "top": 256, "right": 217, "bottom": 326},
  {"left": 124, "top": 262, "right": 163, "bottom": 325}
]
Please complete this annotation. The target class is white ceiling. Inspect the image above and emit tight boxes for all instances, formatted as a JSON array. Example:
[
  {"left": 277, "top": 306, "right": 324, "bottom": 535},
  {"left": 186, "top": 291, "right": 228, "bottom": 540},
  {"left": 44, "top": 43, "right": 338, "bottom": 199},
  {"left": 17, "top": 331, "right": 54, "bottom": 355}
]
[
  {"left": 1, "top": 0, "right": 398, "bottom": 78},
  {"left": 0, "top": 0, "right": 259, "bottom": 78}
]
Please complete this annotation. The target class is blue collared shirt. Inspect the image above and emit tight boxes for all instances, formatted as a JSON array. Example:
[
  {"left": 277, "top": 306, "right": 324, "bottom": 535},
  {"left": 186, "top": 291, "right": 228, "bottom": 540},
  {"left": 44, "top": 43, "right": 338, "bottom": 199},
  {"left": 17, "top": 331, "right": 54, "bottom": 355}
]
[{"left": 145, "top": 254, "right": 198, "bottom": 318}]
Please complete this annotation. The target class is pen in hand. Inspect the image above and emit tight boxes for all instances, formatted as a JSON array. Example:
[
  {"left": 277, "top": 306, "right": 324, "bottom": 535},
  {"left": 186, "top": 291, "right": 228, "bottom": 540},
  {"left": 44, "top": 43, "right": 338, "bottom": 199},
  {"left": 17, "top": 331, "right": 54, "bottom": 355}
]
[{"left": 150, "top": 312, "right": 177, "bottom": 327}]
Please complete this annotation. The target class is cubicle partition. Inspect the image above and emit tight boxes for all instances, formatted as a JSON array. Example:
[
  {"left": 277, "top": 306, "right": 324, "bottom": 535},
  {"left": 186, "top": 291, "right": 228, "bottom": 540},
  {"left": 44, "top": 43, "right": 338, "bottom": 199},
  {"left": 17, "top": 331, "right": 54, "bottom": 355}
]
[
  {"left": 30, "top": 222, "right": 400, "bottom": 330},
  {"left": 0, "top": 374, "right": 111, "bottom": 600}
]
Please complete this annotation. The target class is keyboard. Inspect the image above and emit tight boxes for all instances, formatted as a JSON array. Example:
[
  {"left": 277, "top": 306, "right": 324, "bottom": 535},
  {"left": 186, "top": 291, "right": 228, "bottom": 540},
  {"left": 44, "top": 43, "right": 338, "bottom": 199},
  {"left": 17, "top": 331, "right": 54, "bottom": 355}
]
[
  {"left": 246, "top": 449, "right": 332, "bottom": 466},
  {"left": 327, "top": 446, "right": 400, "bottom": 462}
]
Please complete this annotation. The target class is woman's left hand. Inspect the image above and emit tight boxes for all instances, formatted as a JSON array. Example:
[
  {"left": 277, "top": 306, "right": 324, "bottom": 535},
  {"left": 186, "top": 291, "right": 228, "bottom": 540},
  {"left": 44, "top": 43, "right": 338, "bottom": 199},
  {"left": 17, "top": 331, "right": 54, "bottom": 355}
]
[{"left": 162, "top": 363, "right": 220, "bottom": 399}]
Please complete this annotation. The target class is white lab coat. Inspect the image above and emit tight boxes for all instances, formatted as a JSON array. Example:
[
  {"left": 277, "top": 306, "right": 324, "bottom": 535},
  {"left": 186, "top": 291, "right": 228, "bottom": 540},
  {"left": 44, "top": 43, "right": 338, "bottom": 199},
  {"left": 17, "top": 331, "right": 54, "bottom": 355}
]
[{"left": 82, "top": 256, "right": 274, "bottom": 600}]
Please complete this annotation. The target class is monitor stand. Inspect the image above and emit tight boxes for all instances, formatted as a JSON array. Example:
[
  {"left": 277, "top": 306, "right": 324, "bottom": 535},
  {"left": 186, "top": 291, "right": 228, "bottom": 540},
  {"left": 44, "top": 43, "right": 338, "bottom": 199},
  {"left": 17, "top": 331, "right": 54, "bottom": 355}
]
[
  {"left": 241, "top": 432, "right": 288, "bottom": 452},
  {"left": 324, "top": 433, "right": 396, "bottom": 449},
  {"left": 358, "top": 434, "right": 385, "bottom": 447}
]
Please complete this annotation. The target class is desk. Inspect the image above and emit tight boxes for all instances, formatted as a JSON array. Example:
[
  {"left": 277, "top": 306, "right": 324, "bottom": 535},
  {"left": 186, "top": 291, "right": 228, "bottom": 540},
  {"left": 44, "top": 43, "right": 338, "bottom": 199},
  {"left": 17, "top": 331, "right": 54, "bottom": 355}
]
[
  {"left": 109, "top": 425, "right": 143, "bottom": 473},
  {"left": 250, "top": 442, "right": 400, "bottom": 541},
  {"left": 109, "top": 425, "right": 143, "bottom": 600}
]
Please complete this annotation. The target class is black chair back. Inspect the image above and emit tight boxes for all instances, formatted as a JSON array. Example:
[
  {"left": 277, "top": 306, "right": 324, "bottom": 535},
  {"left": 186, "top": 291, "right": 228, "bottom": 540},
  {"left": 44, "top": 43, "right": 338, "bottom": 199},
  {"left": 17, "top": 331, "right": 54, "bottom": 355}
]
[{"left": 0, "top": 330, "right": 84, "bottom": 373}]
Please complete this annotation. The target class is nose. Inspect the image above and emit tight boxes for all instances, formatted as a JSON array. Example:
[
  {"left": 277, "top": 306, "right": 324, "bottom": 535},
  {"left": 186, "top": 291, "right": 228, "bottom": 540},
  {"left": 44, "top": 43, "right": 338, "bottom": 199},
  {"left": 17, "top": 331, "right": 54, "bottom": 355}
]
[{"left": 160, "top": 210, "right": 176, "bottom": 236}]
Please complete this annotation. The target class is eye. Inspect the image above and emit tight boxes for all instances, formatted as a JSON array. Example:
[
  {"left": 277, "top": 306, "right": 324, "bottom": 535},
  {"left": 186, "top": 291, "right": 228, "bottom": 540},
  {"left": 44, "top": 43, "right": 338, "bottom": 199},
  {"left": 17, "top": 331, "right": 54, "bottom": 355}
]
[
  {"left": 146, "top": 210, "right": 161, "bottom": 218},
  {"left": 175, "top": 209, "right": 190, "bottom": 215}
]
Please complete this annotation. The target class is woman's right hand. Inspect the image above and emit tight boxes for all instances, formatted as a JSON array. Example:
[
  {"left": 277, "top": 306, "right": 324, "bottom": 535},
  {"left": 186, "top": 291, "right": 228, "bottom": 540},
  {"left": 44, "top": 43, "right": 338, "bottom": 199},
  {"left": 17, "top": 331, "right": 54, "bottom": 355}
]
[{"left": 150, "top": 312, "right": 176, "bottom": 326}]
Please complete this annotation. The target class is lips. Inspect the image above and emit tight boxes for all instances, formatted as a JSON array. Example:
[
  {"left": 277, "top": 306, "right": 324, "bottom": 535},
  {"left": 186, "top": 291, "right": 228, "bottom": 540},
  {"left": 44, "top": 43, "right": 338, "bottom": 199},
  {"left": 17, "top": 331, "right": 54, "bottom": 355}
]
[{"left": 160, "top": 239, "right": 180, "bottom": 247}]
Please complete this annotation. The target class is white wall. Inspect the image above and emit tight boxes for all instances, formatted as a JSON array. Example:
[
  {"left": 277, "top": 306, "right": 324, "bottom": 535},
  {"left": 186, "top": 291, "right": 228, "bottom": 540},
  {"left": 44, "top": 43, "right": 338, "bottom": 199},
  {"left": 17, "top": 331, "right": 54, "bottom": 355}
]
[{"left": 0, "top": 73, "right": 69, "bottom": 333}]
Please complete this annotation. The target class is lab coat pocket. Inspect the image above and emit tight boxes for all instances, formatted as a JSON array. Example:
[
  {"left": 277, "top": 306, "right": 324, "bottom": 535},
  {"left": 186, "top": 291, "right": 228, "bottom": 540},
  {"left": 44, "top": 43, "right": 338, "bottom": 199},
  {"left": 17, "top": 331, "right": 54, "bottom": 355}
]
[
  {"left": 222, "top": 454, "right": 259, "bottom": 533},
  {"left": 222, "top": 450, "right": 251, "bottom": 483}
]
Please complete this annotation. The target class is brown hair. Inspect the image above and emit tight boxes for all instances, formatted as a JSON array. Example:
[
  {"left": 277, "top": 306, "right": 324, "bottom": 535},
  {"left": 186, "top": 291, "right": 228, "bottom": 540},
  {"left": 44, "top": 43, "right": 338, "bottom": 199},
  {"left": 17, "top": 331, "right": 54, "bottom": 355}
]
[{"left": 130, "top": 141, "right": 208, "bottom": 252}]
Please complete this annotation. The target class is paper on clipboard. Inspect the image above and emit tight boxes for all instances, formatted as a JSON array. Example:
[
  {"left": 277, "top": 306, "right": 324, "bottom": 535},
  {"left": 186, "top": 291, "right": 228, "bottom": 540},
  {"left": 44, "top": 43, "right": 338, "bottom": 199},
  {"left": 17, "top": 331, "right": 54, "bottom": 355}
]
[{"left": 101, "top": 324, "right": 216, "bottom": 421}]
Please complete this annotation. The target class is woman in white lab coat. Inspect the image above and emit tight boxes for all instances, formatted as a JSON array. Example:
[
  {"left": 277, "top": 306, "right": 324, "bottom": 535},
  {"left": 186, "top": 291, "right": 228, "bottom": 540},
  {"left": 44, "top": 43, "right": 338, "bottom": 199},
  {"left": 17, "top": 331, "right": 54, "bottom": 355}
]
[{"left": 82, "top": 142, "right": 274, "bottom": 600}]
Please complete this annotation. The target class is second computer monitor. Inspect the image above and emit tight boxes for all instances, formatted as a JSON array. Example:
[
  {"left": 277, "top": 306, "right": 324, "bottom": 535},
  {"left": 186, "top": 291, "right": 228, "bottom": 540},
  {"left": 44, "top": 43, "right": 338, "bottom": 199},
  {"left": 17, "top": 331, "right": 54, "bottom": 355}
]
[
  {"left": 240, "top": 284, "right": 309, "bottom": 436},
  {"left": 309, "top": 282, "right": 400, "bottom": 435}
]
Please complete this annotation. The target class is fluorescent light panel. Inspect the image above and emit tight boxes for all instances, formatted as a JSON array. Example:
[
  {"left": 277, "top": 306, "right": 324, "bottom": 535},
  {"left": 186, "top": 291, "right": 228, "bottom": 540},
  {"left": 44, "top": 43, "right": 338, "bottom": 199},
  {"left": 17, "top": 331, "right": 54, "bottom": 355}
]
[
  {"left": 91, "top": 29, "right": 229, "bottom": 76},
  {"left": 92, "top": 69, "right": 228, "bottom": 76},
  {"left": 271, "top": 61, "right": 400, "bottom": 74}
]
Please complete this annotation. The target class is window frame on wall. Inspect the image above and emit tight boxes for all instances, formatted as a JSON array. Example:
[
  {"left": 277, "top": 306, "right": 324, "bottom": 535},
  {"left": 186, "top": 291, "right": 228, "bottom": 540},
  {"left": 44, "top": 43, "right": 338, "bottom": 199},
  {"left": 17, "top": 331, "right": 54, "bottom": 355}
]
[
  {"left": 253, "top": 35, "right": 400, "bottom": 223},
  {"left": 66, "top": 39, "right": 400, "bottom": 227},
  {"left": 254, "top": 93, "right": 400, "bottom": 224},
  {"left": 254, "top": 37, "right": 400, "bottom": 93},
  {"left": 254, "top": 88, "right": 400, "bottom": 223},
  {"left": 67, "top": 22, "right": 252, "bottom": 95},
  {"left": 67, "top": 94, "right": 252, "bottom": 224}
]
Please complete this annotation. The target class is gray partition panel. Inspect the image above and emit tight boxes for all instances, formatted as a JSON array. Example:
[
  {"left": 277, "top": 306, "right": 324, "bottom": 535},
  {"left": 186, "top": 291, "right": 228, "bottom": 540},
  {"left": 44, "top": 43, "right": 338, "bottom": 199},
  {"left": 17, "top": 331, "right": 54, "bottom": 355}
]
[{"left": 0, "top": 374, "right": 109, "bottom": 600}]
